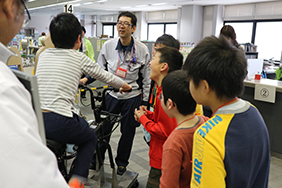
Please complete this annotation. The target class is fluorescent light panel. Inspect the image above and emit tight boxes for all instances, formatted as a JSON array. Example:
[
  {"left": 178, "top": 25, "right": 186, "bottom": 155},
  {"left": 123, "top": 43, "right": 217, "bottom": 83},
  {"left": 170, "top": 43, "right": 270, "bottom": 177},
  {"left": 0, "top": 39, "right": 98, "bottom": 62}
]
[
  {"left": 136, "top": 4, "right": 147, "bottom": 7},
  {"left": 152, "top": 3, "right": 167, "bottom": 6},
  {"left": 96, "top": 0, "right": 108, "bottom": 2},
  {"left": 82, "top": 2, "right": 94, "bottom": 5}
]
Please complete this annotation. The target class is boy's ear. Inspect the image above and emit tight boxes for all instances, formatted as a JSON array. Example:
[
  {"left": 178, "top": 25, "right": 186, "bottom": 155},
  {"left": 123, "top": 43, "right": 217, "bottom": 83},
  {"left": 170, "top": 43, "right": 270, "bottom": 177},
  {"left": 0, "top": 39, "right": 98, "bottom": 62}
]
[
  {"left": 75, "top": 34, "right": 81, "bottom": 44},
  {"left": 166, "top": 98, "right": 175, "bottom": 110},
  {"left": 202, "top": 80, "right": 210, "bottom": 95},
  {"left": 160, "top": 63, "right": 169, "bottom": 73}
]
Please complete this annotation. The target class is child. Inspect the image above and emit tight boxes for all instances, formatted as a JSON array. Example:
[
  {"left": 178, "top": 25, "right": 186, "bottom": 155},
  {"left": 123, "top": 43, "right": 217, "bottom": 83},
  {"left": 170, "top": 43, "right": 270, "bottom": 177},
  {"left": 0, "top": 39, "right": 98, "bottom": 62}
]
[
  {"left": 145, "top": 34, "right": 203, "bottom": 146},
  {"left": 159, "top": 70, "right": 209, "bottom": 188},
  {"left": 36, "top": 13, "right": 131, "bottom": 188},
  {"left": 144, "top": 34, "right": 180, "bottom": 146},
  {"left": 183, "top": 36, "right": 270, "bottom": 188},
  {"left": 147, "top": 34, "right": 180, "bottom": 112},
  {"left": 134, "top": 46, "right": 183, "bottom": 188}
]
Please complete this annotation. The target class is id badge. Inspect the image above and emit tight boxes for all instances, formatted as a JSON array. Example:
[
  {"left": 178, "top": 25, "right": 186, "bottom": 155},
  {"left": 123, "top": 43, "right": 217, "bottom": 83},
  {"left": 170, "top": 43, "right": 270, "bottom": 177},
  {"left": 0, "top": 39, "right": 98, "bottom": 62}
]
[{"left": 115, "top": 67, "right": 127, "bottom": 78}]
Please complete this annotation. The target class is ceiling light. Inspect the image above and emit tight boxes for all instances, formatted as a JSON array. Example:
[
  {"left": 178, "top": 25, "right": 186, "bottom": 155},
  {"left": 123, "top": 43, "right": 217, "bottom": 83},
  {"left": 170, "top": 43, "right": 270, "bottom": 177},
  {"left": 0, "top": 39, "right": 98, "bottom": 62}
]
[
  {"left": 152, "top": 3, "right": 167, "bottom": 6},
  {"left": 82, "top": 2, "right": 94, "bottom": 5},
  {"left": 73, "top": 3, "right": 81, "bottom": 6},
  {"left": 96, "top": 0, "right": 108, "bottom": 2},
  {"left": 28, "top": 0, "right": 36, "bottom": 2},
  {"left": 136, "top": 4, "right": 147, "bottom": 8},
  {"left": 121, "top": 6, "right": 131, "bottom": 9}
]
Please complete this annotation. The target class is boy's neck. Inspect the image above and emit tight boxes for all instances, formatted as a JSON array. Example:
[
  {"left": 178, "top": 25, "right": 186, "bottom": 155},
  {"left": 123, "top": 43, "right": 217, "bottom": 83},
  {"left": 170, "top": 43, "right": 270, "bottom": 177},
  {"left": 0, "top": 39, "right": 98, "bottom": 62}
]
[
  {"left": 156, "top": 74, "right": 166, "bottom": 87},
  {"left": 209, "top": 97, "right": 238, "bottom": 115},
  {"left": 175, "top": 113, "right": 198, "bottom": 129}
]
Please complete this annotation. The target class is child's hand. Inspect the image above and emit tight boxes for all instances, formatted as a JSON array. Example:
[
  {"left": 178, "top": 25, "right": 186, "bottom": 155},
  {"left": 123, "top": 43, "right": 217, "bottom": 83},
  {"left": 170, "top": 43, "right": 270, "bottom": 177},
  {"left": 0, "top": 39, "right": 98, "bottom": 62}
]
[
  {"left": 134, "top": 108, "right": 145, "bottom": 122},
  {"left": 140, "top": 105, "right": 147, "bottom": 112}
]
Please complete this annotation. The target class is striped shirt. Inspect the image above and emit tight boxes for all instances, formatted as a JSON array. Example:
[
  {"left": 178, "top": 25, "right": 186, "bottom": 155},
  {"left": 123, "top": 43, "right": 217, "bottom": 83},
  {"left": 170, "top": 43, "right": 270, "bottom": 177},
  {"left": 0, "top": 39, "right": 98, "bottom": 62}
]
[{"left": 36, "top": 48, "right": 124, "bottom": 117}]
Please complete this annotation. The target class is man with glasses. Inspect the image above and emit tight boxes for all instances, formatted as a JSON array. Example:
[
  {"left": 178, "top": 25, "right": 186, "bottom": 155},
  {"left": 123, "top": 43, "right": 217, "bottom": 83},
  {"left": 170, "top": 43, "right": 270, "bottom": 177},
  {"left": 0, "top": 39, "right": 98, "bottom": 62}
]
[
  {"left": 97, "top": 11, "right": 150, "bottom": 175},
  {"left": 0, "top": 0, "right": 69, "bottom": 187}
]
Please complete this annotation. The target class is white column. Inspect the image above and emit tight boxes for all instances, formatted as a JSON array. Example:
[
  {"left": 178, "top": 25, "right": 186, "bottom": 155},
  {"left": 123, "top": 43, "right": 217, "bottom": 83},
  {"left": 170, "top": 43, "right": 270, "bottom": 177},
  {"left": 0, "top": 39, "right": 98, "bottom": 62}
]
[{"left": 179, "top": 5, "right": 203, "bottom": 44}]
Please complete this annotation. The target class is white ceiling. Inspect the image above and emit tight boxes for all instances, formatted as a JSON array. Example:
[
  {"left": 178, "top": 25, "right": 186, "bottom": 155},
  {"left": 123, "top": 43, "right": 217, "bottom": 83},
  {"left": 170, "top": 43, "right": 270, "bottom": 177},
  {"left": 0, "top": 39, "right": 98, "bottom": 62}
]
[{"left": 27, "top": 0, "right": 278, "bottom": 16}]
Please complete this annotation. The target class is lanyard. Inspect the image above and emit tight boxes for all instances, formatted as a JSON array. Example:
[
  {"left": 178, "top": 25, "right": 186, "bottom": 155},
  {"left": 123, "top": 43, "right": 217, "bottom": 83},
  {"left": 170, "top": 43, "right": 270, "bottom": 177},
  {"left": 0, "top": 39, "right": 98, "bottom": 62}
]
[
  {"left": 211, "top": 97, "right": 238, "bottom": 117},
  {"left": 117, "top": 41, "right": 136, "bottom": 71}
]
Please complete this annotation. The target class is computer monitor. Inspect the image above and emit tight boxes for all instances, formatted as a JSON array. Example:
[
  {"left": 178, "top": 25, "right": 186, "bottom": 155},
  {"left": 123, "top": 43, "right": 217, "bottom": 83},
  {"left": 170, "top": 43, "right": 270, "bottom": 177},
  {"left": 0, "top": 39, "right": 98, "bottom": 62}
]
[
  {"left": 12, "top": 69, "right": 46, "bottom": 145},
  {"left": 246, "top": 59, "right": 264, "bottom": 80}
]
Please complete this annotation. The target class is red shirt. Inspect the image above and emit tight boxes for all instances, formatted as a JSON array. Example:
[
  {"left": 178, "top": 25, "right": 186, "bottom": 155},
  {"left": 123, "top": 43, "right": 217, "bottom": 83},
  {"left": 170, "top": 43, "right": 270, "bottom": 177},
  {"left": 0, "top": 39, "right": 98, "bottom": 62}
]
[
  {"left": 160, "top": 116, "right": 209, "bottom": 188},
  {"left": 139, "top": 86, "right": 177, "bottom": 169}
]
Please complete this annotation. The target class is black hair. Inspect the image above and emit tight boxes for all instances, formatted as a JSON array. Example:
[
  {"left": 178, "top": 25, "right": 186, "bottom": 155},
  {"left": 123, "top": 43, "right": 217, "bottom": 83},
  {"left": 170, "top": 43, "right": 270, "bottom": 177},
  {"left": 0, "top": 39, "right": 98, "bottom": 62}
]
[
  {"left": 155, "top": 46, "right": 183, "bottom": 73},
  {"left": 81, "top": 26, "right": 86, "bottom": 34},
  {"left": 162, "top": 70, "right": 196, "bottom": 116},
  {"left": 182, "top": 35, "right": 247, "bottom": 100},
  {"left": 220, "top": 25, "right": 239, "bottom": 48},
  {"left": 41, "top": 32, "right": 46, "bottom": 36},
  {"left": 117, "top": 11, "right": 137, "bottom": 27},
  {"left": 49, "top": 13, "right": 82, "bottom": 49},
  {"left": 155, "top": 34, "right": 180, "bottom": 50}
]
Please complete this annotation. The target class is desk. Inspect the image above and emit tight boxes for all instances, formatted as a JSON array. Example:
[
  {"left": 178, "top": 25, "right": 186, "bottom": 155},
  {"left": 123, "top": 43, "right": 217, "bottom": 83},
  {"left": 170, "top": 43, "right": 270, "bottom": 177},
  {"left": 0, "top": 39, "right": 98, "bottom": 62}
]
[{"left": 241, "top": 79, "right": 282, "bottom": 156}]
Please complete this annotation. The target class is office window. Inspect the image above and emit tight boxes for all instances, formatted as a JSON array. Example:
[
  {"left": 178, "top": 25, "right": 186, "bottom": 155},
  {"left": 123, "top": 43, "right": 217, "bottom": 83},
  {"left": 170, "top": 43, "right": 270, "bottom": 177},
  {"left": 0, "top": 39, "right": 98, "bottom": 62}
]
[
  {"left": 147, "top": 23, "right": 177, "bottom": 41},
  {"left": 256, "top": 21, "right": 282, "bottom": 60},
  {"left": 103, "top": 25, "right": 113, "bottom": 37},
  {"left": 102, "top": 23, "right": 118, "bottom": 38},
  {"left": 224, "top": 22, "right": 253, "bottom": 44},
  {"left": 165, "top": 24, "right": 177, "bottom": 39},
  {"left": 148, "top": 24, "right": 164, "bottom": 41}
]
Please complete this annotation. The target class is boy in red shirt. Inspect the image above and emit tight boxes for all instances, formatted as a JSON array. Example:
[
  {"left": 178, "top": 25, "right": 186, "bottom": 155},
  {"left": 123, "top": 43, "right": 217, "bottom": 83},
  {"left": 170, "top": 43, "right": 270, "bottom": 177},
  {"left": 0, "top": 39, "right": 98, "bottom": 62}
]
[
  {"left": 134, "top": 46, "right": 183, "bottom": 188},
  {"left": 159, "top": 70, "right": 209, "bottom": 188}
]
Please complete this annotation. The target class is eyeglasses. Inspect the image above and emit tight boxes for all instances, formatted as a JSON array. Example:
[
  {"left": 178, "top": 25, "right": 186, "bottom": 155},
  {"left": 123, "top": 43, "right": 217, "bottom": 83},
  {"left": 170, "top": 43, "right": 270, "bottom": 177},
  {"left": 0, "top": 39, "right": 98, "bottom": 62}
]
[
  {"left": 21, "top": 0, "right": 31, "bottom": 28},
  {"left": 116, "top": 21, "right": 133, "bottom": 27}
]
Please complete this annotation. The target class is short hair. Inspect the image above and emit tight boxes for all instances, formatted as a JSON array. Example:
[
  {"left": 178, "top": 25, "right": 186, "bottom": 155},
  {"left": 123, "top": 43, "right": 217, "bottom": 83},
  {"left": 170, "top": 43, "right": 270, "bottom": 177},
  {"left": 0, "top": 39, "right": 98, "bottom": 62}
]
[
  {"left": 41, "top": 32, "right": 46, "bottom": 36},
  {"left": 156, "top": 46, "right": 183, "bottom": 73},
  {"left": 162, "top": 70, "right": 196, "bottom": 116},
  {"left": 49, "top": 13, "right": 82, "bottom": 49},
  {"left": 155, "top": 34, "right": 180, "bottom": 50},
  {"left": 117, "top": 11, "right": 137, "bottom": 27},
  {"left": 81, "top": 26, "right": 86, "bottom": 34},
  {"left": 220, "top": 25, "right": 239, "bottom": 48},
  {"left": 182, "top": 35, "right": 247, "bottom": 99}
]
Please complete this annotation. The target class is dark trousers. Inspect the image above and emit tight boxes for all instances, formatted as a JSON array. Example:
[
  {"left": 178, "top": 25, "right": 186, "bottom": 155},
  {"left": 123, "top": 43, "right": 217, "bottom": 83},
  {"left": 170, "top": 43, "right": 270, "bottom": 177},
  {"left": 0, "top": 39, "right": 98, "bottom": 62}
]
[
  {"left": 146, "top": 167, "right": 161, "bottom": 188},
  {"left": 43, "top": 112, "right": 97, "bottom": 178},
  {"left": 99, "top": 94, "right": 141, "bottom": 167}
]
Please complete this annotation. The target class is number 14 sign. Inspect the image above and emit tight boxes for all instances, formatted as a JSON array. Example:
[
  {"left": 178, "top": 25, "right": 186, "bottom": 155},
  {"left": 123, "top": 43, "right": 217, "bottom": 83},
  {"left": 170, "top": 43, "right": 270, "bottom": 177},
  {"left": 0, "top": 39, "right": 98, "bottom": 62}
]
[{"left": 64, "top": 4, "right": 73, "bottom": 13}]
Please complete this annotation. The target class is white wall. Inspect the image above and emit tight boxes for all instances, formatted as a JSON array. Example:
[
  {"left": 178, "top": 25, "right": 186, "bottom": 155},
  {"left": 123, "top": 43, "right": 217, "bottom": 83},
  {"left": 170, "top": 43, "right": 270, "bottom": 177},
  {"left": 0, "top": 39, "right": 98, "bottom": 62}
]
[
  {"left": 134, "top": 11, "right": 147, "bottom": 41},
  {"left": 179, "top": 5, "right": 203, "bottom": 44},
  {"left": 213, "top": 5, "right": 224, "bottom": 37},
  {"left": 96, "top": 15, "right": 103, "bottom": 38},
  {"left": 202, "top": 5, "right": 224, "bottom": 38},
  {"left": 28, "top": 15, "right": 53, "bottom": 36},
  {"left": 83, "top": 15, "right": 95, "bottom": 37}
]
